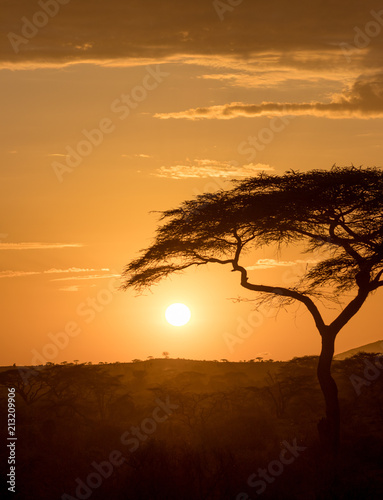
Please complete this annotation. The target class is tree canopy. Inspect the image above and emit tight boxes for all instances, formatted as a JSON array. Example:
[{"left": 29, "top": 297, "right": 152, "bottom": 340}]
[{"left": 122, "top": 166, "right": 383, "bottom": 304}]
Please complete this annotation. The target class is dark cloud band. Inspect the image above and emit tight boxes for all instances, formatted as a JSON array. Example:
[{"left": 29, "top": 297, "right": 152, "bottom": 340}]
[{"left": 2, "top": 0, "right": 383, "bottom": 68}]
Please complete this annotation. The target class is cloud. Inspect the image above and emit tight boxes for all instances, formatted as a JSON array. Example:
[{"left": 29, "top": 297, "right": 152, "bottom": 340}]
[
  {"left": 196, "top": 68, "right": 349, "bottom": 90},
  {"left": 58, "top": 286, "right": 82, "bottom": 292},
  {"left": 0, "top": 268, "right": 112, "bottom": 279},
  {"left": 0, "top": 270, "right": 40, "bottom": 279},
  {"left": 153, "top": 159, "right": 274, "bottom": 179},
  {"left": 155, "top": 74, "right": 383, "bottom": 120},
  {"left": 121, "top": 153, "right": 152, "bottom": 158},
  {"left": 2, "top": 1, "right": 383, "bottom": 69},
  {"left": 50, "top": 273, "right": 120, "bottom": 282},
  {"left": 58, "top": 284, "right": 97, "bottom": 292},
  {"left": 247, "top": 259, "right": 319, "bottom": 270},
  {"left": 44, "top": 267, "right": 110, "bottom": 274},
  {"left": 58, "top": 284, "right": 99, "bottom": 292},
  {"left": 0, "top": 242, "right": 83, "bottom": 250}
]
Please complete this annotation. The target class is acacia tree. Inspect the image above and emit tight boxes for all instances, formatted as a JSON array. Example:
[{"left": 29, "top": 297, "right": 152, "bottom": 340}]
[{"left": 121, "top": 166, "right": 383, "bottom": 453}]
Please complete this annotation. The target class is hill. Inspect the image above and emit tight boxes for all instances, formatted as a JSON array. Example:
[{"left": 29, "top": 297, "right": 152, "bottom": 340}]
[{"left": 335, "top": 339, "right": 383, "bottom": 360}]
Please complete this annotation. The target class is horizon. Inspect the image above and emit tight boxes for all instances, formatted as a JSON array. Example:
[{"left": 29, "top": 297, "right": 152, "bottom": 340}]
[{"left": 2, "top": 336, "right": 383, "bottom": 368}]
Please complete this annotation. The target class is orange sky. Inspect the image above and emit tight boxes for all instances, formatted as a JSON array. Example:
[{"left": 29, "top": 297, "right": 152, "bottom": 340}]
[{"left": 1, "top": 0, "right": 383, "bottom": 366}]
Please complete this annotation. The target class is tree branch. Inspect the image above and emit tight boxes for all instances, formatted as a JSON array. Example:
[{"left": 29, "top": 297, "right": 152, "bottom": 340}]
[
  {"left": 190, "top": 251, "right": 233, "bottom": 266},
  {"left": 329, "top": 287, "right": 370, "bottom": 332},
  {"left": 229, "top": 232, "right": 326, "bottom": 332},
  {"left": 370, "top": 267, "right": 383, "bottom": 290}
]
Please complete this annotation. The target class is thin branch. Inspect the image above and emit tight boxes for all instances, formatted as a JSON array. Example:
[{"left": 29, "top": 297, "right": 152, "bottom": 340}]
[
  {"left": 296, "top": 227, "right": 365, "bottom": 267},
  {"left": 372, "top": 268, "right": 383, "bottom": 283},
  {"left": 370, "top": 278, "right": 383, "bottom": 291},
  {"left": 190, "top": 251, "right": 233, "bottom": 266},
  {"left": 211, "top": 235, "right": 237, "bottom": 246}
]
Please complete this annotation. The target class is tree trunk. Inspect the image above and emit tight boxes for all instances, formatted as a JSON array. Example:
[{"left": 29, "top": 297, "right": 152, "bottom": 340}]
[{"left": 317, "top": 329, "right": 340, "bottom": 455}]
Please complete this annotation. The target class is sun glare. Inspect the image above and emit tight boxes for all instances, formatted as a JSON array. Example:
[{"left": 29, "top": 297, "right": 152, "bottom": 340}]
[{"left": 165, "top": 303, "right": 191, "bottom": 326}]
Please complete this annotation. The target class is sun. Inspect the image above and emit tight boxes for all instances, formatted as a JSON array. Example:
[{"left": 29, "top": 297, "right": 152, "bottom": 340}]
[{"left": 165, "top": 303, "right": 191, "bottom": 327}]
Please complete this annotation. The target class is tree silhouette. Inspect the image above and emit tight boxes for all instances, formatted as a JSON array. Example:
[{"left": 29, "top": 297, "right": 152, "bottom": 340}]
[
  {"left": 0, "top": 367, "right": 47, "bottom": 405},
  {"left": 121, "top": 166, "right": 383, "bottom": 453}
]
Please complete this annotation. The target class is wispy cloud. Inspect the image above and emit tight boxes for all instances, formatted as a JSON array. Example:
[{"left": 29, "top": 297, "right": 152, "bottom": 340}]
[
  {"left": 121, "top": 153, "right": 153, "bottom": 159},
  {"left": 153, "top": 159, "right": 274, "bottom": 179},
  {"left": 44, "top": 268, "right": 110, "bottom": 274},
  {"left": 51, "top": 273, "right": 120, "bottom": 282},
  {"left": 197, "top": 69, "right": 347, "bottom": 90},
  {"left": 0, "top": 268, "right": 112, "bottom": 279},
  {"left": 155, "top": 74, "right": 383, "bottom": 120},
  {"left": 59, "top": 286, "right": 82, "bottom": 292},
  {"left": 59, "top": 285, "right": 97, "bottom": 292},
  {"left": 247, "top": 259, "right": 319, "bottom": 270},
  {"left": 0, "top": 270, "right": 40, "bottom": 279},
  {"left": 0, "top": 242, "right": 83, "bottom": 250}
]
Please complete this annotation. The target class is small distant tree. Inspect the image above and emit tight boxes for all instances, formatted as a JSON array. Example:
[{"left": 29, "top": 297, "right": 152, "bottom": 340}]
[
  {"left": 162, "top": 351, "right": 170, "bottom": 359},
  {"left": 121, "top": 167, "right": 383, "bottom": 453}
]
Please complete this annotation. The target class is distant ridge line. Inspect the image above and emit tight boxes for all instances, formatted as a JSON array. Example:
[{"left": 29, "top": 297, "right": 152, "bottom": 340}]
[{"left": 335, "top": 339, "right": 383, "bottom": 360}]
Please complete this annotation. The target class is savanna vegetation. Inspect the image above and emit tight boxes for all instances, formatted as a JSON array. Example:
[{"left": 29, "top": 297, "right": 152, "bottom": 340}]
[{"left": 1, "top": 354, "right": 383, "bottom": 499}]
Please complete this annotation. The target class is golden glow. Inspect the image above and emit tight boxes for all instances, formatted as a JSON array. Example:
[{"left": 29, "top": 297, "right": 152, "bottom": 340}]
[
  {"left": 2, "top": 1, "right": 382, "bottom": 365},
  {"left": 165, "top": 303, "right": 191, "bottom": 327}
]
